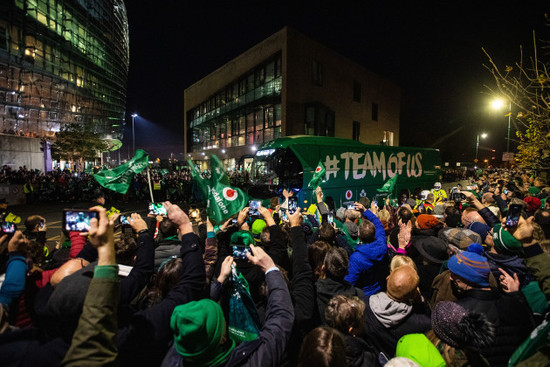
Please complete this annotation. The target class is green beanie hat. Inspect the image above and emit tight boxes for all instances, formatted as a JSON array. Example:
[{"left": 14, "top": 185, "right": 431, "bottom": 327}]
[
  {"left": 529, "top": 186, "right": 540, "bottom": 196},
  {"left": 171, "top": 299, "right": 235, "bottom": 367},
  {"left": 230, "top": 230, "right": 255, "bottom": 246},
  {"left": 396, "top": 334, "right": 445, "bottom": 367},
  {"left": 492, "top": 224, "right": 523, "bottom": 253},
  {"left": 251, "top": 219, "right": 267, "bottom": 243}
]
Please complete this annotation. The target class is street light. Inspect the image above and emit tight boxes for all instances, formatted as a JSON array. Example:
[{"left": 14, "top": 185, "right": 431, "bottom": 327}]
[
  {"left": 475, "top": 132, "right": 488, "bottom": 162},
  {"left": 492, "top": 98, "right": 512, "bottom": 152},
  {"left": 131, "top": 113, "right": 138, "bottom": 155}
]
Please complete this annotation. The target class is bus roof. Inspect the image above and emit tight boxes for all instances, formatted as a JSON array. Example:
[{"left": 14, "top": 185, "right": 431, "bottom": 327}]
[{"left": 259, "top": 135, "right": 440, "bottom": 152}]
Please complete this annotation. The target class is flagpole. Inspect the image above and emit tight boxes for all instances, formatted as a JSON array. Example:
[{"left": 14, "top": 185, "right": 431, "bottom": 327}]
[{"left": 147, "top": 168, "right": 155, "bottom": 202}]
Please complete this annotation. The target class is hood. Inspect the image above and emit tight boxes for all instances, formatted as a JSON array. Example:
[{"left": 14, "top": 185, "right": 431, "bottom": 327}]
[
  {"left": 369, "top": 292, "right": 412, "bottom": 328},
  {"left": 316, "top": 278, "right": 361, "bottom": 304},
  {"left": 354, "top": 239, "right": 387, "bottom": 261}
]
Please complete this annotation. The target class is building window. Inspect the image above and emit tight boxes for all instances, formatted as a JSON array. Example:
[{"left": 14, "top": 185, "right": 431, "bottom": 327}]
[
  {"left": 312, "top": 60, "right": 323, "bottom": 86},
  {"left": 304, "top": 103, "right": 335, "bottom": 136},
  {"left": 372, "top": 102, "right": 379, "bottom": 121},
  {"left": 353, "top": 81, "right": 361, "bottom": 102},
  {"left": 383, "top": 131, "right": 394, "bottom": 146},
  {"left": 352, "top": 121, "right": 360, "bottom": 141},
  {"left": 0, "top": 27, "right": 6, "bottom": 50}
]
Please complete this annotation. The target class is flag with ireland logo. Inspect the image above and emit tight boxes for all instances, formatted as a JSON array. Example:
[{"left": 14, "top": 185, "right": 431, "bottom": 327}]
[
  {"left": 308, "top": 161, "right": 326, "bottom": 188},
  {"left": 188, "top": 155, "right": 248, "bottom": 223},
  {"left": 93, "top": 149, "right": 149, "bottom": 194}
]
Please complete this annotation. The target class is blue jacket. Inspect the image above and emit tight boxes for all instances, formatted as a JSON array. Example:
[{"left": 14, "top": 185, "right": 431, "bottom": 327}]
[
  {"left": 0, "top": 252, "right": 27, "bottom": 308},
  {"left": 345, "top": 210, "right": 388, "bottom": 296}
]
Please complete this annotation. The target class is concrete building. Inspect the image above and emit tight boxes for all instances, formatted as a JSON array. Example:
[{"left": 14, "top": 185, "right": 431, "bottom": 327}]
[
  {"left": 0, "top": 0, "right": 129, "bottom": 171},
  {"left": 184, "top": 27, "right": 400, "bottom": 168}
]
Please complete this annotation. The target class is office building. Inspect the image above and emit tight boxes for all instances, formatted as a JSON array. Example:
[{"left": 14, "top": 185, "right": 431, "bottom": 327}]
[
  {"left": 0, "top": 0, "right": 129, "bottom": 170},
  {"left": 184, "top": 27, "right": 400, "bottom": 169}
]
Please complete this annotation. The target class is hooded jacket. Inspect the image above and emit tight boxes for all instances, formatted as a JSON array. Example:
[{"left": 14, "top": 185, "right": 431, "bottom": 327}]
[
  {"left": 345, "top": 210, "right": 389, "bottom": 296},
  {"left": 316, "top": 277, "right": 364, "bottom": 324},
  {"left": 362, "top": 292, "right": 431, "bottom": 357}
]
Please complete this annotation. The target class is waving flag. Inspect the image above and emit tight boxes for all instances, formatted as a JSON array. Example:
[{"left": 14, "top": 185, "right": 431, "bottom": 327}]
[
  {"left": 308, "top": 161, "right": 326, "bottom": 188},
  {"left": 94, "top": 150, "right": 149, "bottom": 194}
]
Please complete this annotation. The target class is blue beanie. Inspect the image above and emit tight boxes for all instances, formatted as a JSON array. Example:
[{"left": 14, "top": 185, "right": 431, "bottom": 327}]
[
  {"left": 467, "top": 243, "right": 484, "bottom": 256},
  {"left": 448, "top": 251, "right": 490, "bottom": 287},
  {"left": 467, "top": 222, "right": 491, "bottom": 242}
]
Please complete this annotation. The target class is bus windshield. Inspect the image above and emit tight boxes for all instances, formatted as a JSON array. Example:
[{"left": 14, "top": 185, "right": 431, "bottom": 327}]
[{"left": 250, "top": 148, "right": 303, "bottom": 190}]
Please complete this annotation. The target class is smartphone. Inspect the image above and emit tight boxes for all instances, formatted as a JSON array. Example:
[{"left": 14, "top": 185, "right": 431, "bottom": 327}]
[
  {"left": 506, "top": 204, "right": 522, "bottom": 227},
  {"left": 0, "top": 222, "right": 16, "bottom": 235},
  {"left": 148, "top": 202, "right": 167, "bottom": 216},
  {"left": 347, "top": 203, "right": 356, "bottom": 210},
  {"left": 288, "top": 197, "right": 298, "bottom": 214},
  {"left": 281, "top": 211, "right": 289, "bottom": 221},
  {"left": 39, "top": 219, "right": 45, "bottom": 229},
  {"left": 120, "top": 215, "right": 130, "bottom": 225},
  {"left": 249, "top": 200, "right": 261, "bottom": 216},
  {"left": 232, "top": 245, "right": 250, "bottom": 260},
  {"left": 63, "top": 210, "right": 98, "bottom": 232},
  {"left": 452, "top": 193, "right": 466, "bottom": 202},
  {"left": 503, "top": 189, "right": 509, "bottom": 195},
  {"left": 327, "top": 213, "right": 334, "bottom": 224},
  {"left": 231, "top": 218, "right": 238, "bottom": 225},
  {"left": 451, "top": 187, "right": 458, "bottom": 194}
]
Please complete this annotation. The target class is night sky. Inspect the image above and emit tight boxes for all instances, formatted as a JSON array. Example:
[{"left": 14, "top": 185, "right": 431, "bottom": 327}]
[{"left": 122, "top": 1, "right": 549, "bottom": 163}]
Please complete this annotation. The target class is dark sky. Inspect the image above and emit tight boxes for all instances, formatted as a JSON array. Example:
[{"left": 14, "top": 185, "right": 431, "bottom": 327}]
[{"left": 122, "top": 1, "right": 549, "bottom": 161}]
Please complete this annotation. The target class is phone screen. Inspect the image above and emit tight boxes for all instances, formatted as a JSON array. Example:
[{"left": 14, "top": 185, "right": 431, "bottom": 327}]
[
  {"left": 327, "top": 214, "right": 334, "bottom": 224},
  {"left": 281, "top": 211, "right": 289, "bottom": 221},
  {"left": 148, "top": 203, "right": 167, "bottom": 216},
  {"left": 120, "top": 215, "right": 130, "bottom": 225},
  {"left": 39, "top": 219, "right": 45, "bottom": 229},
  {"left": 232, "top": 245, "right": 250, "bottom": 260},
  {"left": 249, "top": 200, "right": 261, "bottom": 216},
  {"left": 1, "top": 222, "right": 16, "bottom": 234},
  {"left": 347, "top": 203, "right": 356, "bottom": 210},
  {"left": 288, "top": 197, "right": 298, "bottom": 214},
  {"left": 63, "top": 210, "right": 99, "bottom": 232},
  {"left": 506, "top": 204, "right": 522, "bottom": 227}
]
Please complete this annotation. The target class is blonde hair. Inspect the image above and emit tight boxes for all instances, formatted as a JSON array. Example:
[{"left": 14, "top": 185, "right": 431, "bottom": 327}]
[
  {"left": 390, "top": 255, "right": 417, "bottom": 272},
  {"left": 378, "top": 209, "right": 391, "bottom": 222}
]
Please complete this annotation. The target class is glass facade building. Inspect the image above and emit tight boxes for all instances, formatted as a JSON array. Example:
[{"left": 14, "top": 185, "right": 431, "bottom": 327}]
[
  {"left": 0, "top": 0, "right": 129, "bottom": 139},
  {"left": 187, "top": 54, "right": 282, "bottom": 152}
]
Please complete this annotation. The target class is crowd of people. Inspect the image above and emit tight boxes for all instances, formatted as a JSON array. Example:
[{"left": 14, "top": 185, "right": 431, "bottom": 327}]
[{"left": 0, "top": 168, "right": 549, "bottom": 366}]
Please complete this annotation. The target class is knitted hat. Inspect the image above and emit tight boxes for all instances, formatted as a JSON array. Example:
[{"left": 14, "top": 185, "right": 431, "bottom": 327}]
[
  {"left": 336, "top": 207, "right": 346, "bottom": 221},
  {"left": 466, "top": 243, "right": 484, "bottom": 256},
  {"left": 251, "top": 219, "right": 267, "bottom": 243},
  {"left": 529, "top": 186, "right": 540, "bottom": 196},
  {"left": 448, "top": 251, "right": 490, "bottom": 287},
  {"left": 416, "top": 214, "right": 440, "bottom": 229},
  {"left": 492, "top": 223, "right": 523, "bottom": 253},
  {"left": 524, "top": 197, "right": 542, "bottom": 213},
  {"left": 171, "top": 299, "right": 235, "bottom": 366},
  {"left": 467, "top": 222, "right": 491, "bottom": 242},
  {"left": 395, "top": 334, "right": 445, "bottom": 367},
  {"left": 432, "top": 301, "right": 496, "bottom": 349},
  {"left": 438, "top": 227, "right": 482, "bottom": 250},
  {"left": 230, "top": 230, "right": 255, "bottom": 247}
]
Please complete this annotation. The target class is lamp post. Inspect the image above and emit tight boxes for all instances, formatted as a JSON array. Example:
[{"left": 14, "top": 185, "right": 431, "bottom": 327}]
[
  {"left": 491, "top": 99, "right": 512, "bottom": 152},
  {"left": 131, "top": 113, "right": 138, "bottom": 155},
  {"left": 475, "top": 132, "right": 487, "bottom": 162}
]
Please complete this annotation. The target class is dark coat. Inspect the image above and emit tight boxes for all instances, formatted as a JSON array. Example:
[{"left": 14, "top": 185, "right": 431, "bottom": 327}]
[
  {"left": 316, "top": 277, "right": 364, "bottom": 324},
  {"left": 456, "top": 289, "right": 536, "bottom": 366}
]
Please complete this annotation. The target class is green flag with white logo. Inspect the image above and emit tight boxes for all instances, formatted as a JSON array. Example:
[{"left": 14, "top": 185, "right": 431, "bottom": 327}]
[
  {"left": 377, "top": 174, "right": 398, "bottom": 195},
  {"left": 210, "top": 154, "right": 230, "bottom": 186},
  {"left": 207, "top": 180, "right": 249, "bottom": 224},
  {"left": 308, "top": 161, "right": 326, "bottom": 188},
  {"left": 93, "top": 149, "right": 149, "bottom": 194},
  {"left": 187, "top": 159, "right": 209, "bottom": 199}
]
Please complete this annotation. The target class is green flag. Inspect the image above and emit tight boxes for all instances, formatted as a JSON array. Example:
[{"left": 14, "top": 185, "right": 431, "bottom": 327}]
[
  {"left": 308, "top": 161, "right": 326, "bottom": 188},
  {"left": 206, "top": 177, "right": 249, "bottom": 224},
  {"left": 93, "top": 149, "right": 149, "bottom": 194},
  {"left": 187, "top": 159, "right": 209, "bottom": 199},
  {"left": 210, "top": 154, "right": 230, "bottom": 185},
  {"left": 377, "top": 174, "right": 398, "bottom": 195}
]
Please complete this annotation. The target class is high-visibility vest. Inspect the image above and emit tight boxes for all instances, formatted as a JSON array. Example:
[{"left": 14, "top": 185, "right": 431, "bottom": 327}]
[
  {"left": 153, "top": 181, "right": 161, "bottom": 190},
  {"left": 24, "top": 183, "right": 34, "bottom": 194}
]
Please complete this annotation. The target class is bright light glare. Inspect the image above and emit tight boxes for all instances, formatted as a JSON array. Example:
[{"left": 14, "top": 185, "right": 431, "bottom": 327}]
[
  {"left": 481, "top": 133, "right": 488, "bottom": 139},
  {"left": 251, "top": 146, "right": 257, "bottom": 152},
  {"left": 131, "top": 113, "right": 138, "bottom": 118},
  {"left": 491, "top": 99, "right": 504, "bottom": 110},
  {"left": 221, "top": 149, "right": 226, "bottom": 154}
]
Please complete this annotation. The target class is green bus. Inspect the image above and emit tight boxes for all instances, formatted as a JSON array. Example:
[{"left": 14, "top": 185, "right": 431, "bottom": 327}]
[{"left": 249, "top": 136, "right": 441, "bottom": 206}]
